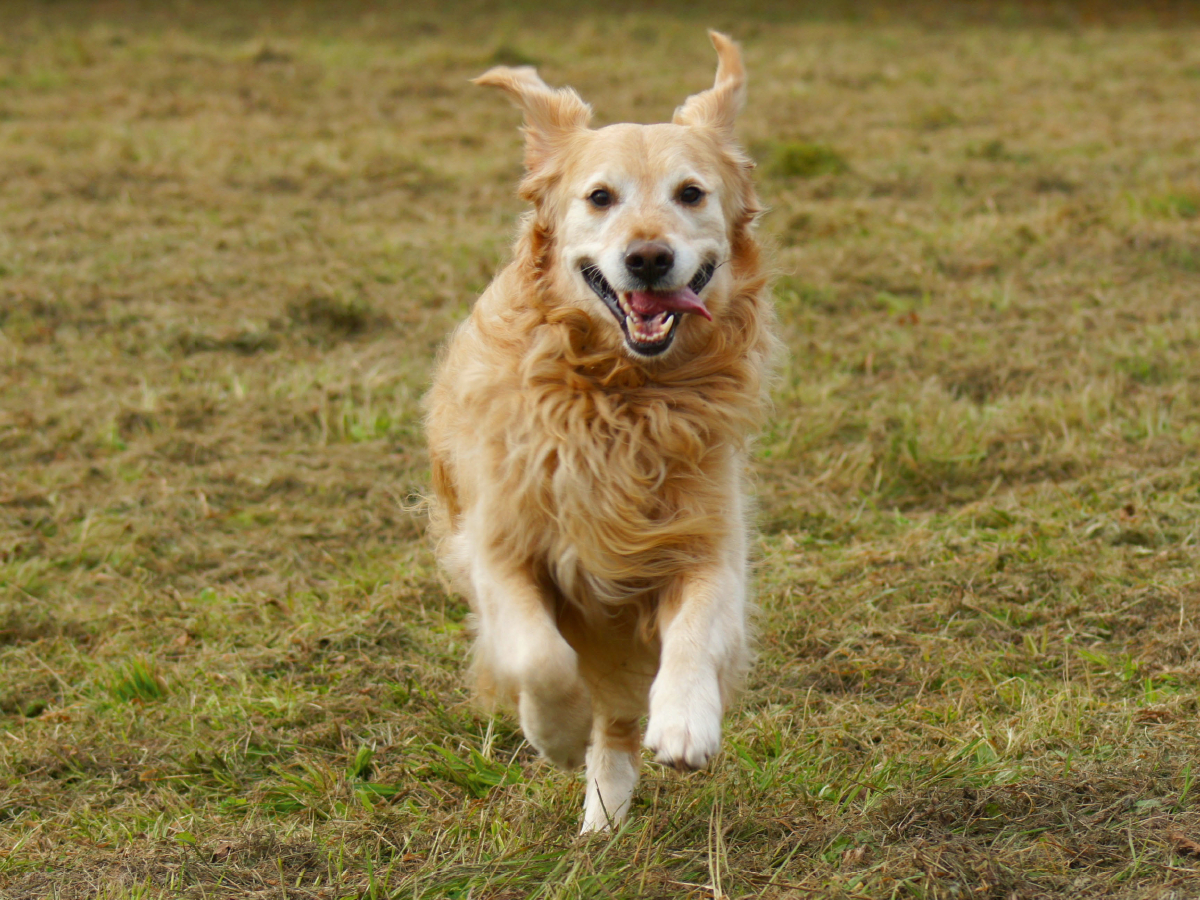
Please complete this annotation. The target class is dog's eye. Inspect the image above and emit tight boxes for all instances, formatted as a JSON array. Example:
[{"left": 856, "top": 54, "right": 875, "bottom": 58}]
[
  {"left": 588, "top": 189, "right": 613, "bottom": 209},
  {"left": 679, "top": 185, "right": 705, "bottom": 206}
]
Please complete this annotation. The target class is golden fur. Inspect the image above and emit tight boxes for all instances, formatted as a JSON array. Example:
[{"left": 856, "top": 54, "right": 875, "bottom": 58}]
[{"left": 425, "top": 32, "right": 777, "bottom": 832}]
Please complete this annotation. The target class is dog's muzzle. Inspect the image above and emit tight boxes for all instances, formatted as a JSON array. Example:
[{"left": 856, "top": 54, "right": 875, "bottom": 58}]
[{"left": 581, "top": 262, "right": 716, "bottom": 357}]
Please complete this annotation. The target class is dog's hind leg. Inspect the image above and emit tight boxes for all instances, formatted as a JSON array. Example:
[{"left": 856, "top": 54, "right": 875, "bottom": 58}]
[
  {"left": 467, "top": 549, "right": 592, "bottom": 770},
  {"left": 580, "top": 714, "right": 640, "bottom": 833}
]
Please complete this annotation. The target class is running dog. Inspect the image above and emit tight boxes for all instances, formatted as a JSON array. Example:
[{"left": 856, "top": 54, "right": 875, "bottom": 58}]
[{"left": 425, "top": 31, "right": 776, "bottom": 832}]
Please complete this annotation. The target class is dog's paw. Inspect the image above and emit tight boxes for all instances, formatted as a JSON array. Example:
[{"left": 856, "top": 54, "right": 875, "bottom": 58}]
[
  {"left": 580, "top": 737, "right": 639, "bottom": 833},
  {"left": 519, "top": 683, "right": 592, "bottom": 771},
  {"left": 580, "top": 809, "right": 621, "bottom": 835},
  {"left": 529, "top": 724, "right": 589, "bottom": 771},
  {"left": 644, "top": 691, "right": 722, "bottom": 771}
]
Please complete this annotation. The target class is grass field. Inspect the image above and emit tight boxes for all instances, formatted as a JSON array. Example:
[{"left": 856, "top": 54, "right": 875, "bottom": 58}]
[{"left": 2, "top": 1, "right": 1200, "bottom": 897}]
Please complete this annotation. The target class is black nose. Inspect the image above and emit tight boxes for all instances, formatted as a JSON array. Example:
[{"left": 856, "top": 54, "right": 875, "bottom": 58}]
[{"left": 624, "top": 241, "right": 674, "bottom": 284}]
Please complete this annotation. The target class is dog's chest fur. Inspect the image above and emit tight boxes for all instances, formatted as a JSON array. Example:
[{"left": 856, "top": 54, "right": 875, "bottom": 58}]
[
  {"left": 427, "top": 255, "right": 772, "bottom": 615},
  {"left": 504, "top": 347, "right": 742, "bottom": 606}
]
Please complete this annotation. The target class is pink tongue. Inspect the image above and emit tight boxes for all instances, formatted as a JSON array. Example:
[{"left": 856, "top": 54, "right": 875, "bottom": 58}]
[{"left": 627, "top": 287, "right": 712, "bottom": 322}]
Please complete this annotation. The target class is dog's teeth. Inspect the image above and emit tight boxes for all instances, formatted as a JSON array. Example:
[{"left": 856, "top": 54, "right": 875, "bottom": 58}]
[{"left": 622, "top": 307, "right": 681, "bottom": 346}]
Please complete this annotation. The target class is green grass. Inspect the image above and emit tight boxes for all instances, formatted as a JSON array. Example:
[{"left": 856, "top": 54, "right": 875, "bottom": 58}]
[
  {"left": 3, "top": 1, "right": 1200, "bottom": 897},
  {"left": 760, "top": 141, "right": 850, "bottom": 179}
]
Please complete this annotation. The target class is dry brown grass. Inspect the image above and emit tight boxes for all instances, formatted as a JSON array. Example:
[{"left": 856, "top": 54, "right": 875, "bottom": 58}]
[{"left": 3, "top": 1, "right": 1200, "bottom": 897}]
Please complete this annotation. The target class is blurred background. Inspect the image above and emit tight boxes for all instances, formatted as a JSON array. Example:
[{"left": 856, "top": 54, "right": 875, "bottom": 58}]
[{"left": 2, "top": 2, "right": 1200, "bottom": 897}]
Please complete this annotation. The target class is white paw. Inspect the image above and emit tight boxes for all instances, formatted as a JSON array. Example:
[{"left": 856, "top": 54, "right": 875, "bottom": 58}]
[
  {"left": 644, "top": 686, "right": 722, "bottom": 771},
  {"left": 519, "top": 684, "right": 592, "bottom": 771},
  {"left": 579, "top": 808, "right": 616, "bottom": 834},
  {"left": 580, "top": 744, "right": 639, "bottom": 833}
]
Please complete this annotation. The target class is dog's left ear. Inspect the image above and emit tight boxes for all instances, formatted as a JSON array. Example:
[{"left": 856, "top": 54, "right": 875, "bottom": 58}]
[
  {"left": 673, "top": 31, "right": 746, "bottom": 137},
  {"left": 474, "top": 66, "right": 592, "bottom": 184}
]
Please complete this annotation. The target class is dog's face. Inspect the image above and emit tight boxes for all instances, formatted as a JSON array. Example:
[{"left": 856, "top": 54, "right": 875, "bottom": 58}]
[
  {"left": 477, "top": 32, "right": 757, "bottom": 361},
  {"left": 555, "top": 125, "right": 729, "bottom": 357}
]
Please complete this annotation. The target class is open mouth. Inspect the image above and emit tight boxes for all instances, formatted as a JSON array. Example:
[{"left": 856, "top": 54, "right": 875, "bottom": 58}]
[{"left": 581, "top": 262, "right": 716, "bottom": 356}]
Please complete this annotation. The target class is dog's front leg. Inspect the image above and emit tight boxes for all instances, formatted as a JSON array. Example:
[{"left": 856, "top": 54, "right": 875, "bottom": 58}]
[
  {"left": 643, "top": 563, "right": 746, "bottom": 770},
  {"left": 469, "top": 552, "right": 592, "bottom": 770},
  {"left": 580, "top": 715, "right": 640, "bottom": 833}
]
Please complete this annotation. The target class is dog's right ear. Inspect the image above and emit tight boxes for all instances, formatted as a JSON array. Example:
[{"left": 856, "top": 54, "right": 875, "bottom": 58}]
[{"left": 474, "top": 66, "right": 592, "bottom": 192}]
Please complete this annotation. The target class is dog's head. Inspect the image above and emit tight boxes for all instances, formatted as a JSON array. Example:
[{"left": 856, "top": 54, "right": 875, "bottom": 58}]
[{"left": 476, "top": 32, "right": 759, "bottom": 361}]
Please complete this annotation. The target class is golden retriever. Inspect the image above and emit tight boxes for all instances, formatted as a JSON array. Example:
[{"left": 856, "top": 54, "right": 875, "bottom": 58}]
[{"left": 425, "top": 31, "right": 776, "bottom": 833}]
